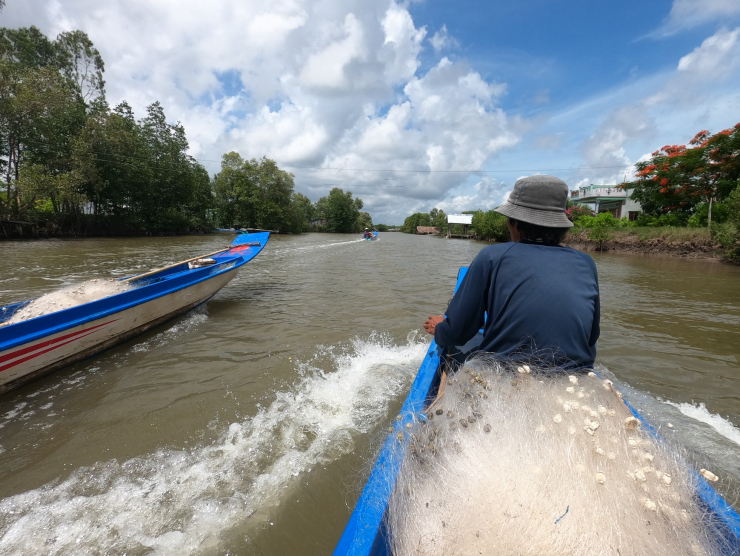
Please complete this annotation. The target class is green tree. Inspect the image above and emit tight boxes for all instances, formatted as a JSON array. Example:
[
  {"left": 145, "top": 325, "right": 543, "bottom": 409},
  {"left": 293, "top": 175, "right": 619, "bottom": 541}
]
[
  {"left": 0, "top": 26, "right": 62, "bottom": 69},
  {"left": 55, "top": 30, "right": 105, "bottom": 104},
  {"left": 430, "top": 207, "right": 447, "bottom": 230},
  {"left": 71, "top": 101, "right": 148, "bottom": 219},
  {"left": 630, "top": 124, "right": 740, "bottom": 227},
  {"left": 0, "top": 24, "right": 214, "bottom": 234},
  {"left": 587, "top": 214, "right": 613, "bottom": 250},
  {"left": 0, "top": 26, "right": 91, "bottom": 216},
  {"left": 0, "top": 64, "right": 84, "bottom": 215},
  {"left": 357, "top": 211, "right": 373, "bottom": 231},
  {"left": 285, "top": 192, "right": 313, "bottom": 233},
  {"left": 712, "top": 185, "right": 740, "bottom": 262},
  {"left": 401, "top": 212, "right": 432, "bottom": 233},
  {"left": 213, "top": 153, "right": 297, "bottom": 232},
  {"left": 471, "top": 210, "right": 508, "bottom": 241},
  {"left": 316, "top": 188, "right": 363, "bottom": 232}
]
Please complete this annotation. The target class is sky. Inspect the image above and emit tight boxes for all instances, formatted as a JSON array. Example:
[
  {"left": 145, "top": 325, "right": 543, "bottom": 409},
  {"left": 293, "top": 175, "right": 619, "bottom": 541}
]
[{"left": 2, "top": 0, "right": 740, "bottom": 224}]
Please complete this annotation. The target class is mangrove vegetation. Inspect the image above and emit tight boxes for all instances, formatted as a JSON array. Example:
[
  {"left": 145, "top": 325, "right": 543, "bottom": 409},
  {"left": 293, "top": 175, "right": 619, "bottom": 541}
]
[{"left": 0, "top": 26, "right": 371, "bottom": 237}]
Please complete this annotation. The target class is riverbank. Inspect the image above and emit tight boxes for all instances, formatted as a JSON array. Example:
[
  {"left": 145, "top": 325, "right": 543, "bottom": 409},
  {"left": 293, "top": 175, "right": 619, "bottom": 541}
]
[
  {"left": 563, "top": 227, "right": 724, "bottom": 261},
  {"left": 0, "top": 214, "right": 211, "bottom": 239}
]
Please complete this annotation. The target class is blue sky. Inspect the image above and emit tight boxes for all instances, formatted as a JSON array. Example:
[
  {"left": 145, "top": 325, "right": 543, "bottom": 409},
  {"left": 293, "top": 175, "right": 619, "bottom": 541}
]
[{"left": 3, "top": 0, "right": 740, "bottom": 223}]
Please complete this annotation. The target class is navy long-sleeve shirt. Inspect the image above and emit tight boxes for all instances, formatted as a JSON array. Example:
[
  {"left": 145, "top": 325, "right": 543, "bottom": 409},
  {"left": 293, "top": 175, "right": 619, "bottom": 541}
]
[{"left": 435, "top": 242, "right": 600, "bottom": 369}]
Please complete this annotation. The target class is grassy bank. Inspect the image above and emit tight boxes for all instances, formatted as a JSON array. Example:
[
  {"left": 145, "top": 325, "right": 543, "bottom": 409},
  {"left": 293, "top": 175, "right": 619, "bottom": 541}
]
[
  {"left": 563, "top": 227, "right": 721, "bottom": 261},
  {"left": 604, "top": 227, "right": 711, "bottom": 241}
]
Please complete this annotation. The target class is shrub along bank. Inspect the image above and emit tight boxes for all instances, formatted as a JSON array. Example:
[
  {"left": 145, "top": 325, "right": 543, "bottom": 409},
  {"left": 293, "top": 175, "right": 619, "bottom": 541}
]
[
  {"left": 562, "top": 227, "right": 720, "bottom": 261},
  {"left": 564, "top": 195, "right": 740, "bottom": 263}
]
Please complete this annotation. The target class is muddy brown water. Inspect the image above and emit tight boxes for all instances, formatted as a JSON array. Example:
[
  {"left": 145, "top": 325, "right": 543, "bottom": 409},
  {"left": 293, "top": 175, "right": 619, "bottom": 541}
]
[{"left": 0, "top": 232, "right": 738, "bottom": 554}]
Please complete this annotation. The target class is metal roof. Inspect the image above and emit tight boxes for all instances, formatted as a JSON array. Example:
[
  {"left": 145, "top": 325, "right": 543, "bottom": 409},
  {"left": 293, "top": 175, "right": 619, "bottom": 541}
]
[{"left": 447, "top": 214, "right": 473, "bottom": 224}]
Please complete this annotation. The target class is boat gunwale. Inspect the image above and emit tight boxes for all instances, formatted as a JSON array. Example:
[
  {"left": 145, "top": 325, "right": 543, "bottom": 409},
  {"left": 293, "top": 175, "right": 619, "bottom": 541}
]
[{"left": 333, "top": 268, "right": 466, "bottom": 556}]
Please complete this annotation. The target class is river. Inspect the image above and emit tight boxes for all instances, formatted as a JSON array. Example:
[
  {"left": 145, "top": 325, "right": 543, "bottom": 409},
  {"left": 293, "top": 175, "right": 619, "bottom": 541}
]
[{"left": 0, "top": 232, "right": 739, "bottom": 555}]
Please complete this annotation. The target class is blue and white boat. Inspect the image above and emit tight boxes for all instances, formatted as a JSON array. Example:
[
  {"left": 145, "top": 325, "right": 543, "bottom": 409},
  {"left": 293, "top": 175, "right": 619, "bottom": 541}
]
[
  {"left": 0, "top": 232, "right": 269, "bottom": 395},
  {"left": 333, "top": 266, "right": 740, "bottom": 556}
]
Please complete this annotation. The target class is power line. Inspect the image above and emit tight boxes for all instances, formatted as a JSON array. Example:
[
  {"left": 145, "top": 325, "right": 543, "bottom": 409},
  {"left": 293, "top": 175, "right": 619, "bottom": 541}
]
[
  {"left": 10, "top": 145, "right": 638, "bottom": 176},
  {"left": 286, "top": 164, "right": 636, "bottom": 173}
]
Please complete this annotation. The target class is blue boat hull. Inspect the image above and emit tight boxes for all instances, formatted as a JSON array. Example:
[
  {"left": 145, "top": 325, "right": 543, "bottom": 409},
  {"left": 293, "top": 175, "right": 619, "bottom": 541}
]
[{"left": 0, "top": 233, "right": 269, "bottom": 394}]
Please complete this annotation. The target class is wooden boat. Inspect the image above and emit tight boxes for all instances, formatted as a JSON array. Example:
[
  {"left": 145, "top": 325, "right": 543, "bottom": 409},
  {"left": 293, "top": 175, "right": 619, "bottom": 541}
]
[
  {"left": 333, "top": 266, "right": 740, "bottom": 556},
  {"left": 0, "top": 232, "right": 269, "bottom": 395}
]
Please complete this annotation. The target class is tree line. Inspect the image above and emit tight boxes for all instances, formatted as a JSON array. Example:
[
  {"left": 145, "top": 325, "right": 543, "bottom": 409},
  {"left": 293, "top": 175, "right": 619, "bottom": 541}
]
[
  {"left": 0, "top": 26, "right": 371, "bottom": 236},
  {"left": 212, "top": 152, "right": 373, "bottom": 233},
  {"left": 401, "top": 208, "right": 509, "bottom": 242}
]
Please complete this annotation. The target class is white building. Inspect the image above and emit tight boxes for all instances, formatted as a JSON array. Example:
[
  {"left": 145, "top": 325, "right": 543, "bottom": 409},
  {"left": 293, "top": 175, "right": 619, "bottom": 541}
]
[
  {"left": 447, "top": 214, "right": 474, "bottom": 225},
  {"left": 446, "top": 214, "right": 473, "bottom": 238},
  {"left": 570, "top": 185, "right": 642, "bottom": 221}
]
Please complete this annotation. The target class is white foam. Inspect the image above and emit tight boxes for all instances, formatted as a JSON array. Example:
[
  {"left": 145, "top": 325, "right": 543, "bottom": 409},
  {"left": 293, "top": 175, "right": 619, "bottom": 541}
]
[
  {"left": 6, "top": 280, "right": 133, "bottom": 324},
  {"left": 665, "top": 401, "right": 740, "bottom": 448},
  {"left": 284, "top": 238, "right": 368, "bottom": 253},
  {"left": 0, "top": 334, "right": 427, "bottom": 554}
]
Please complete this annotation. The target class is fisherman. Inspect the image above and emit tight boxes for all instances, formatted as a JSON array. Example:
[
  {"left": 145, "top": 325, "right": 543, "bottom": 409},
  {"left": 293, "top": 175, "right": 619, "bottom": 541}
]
[{"left": 423, "top": 175, "right": 600, "bottom": 371}]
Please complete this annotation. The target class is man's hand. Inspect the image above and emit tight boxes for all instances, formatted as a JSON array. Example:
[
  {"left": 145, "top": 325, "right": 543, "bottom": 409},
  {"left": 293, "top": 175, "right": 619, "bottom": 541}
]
[{"left": 423, "top": 315, "right": 445, "bottom": 335}]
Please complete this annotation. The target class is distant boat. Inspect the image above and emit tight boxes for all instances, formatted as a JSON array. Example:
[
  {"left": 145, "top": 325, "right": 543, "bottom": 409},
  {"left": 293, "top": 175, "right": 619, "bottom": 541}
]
[
  {"left": 333, "top": 266, "right": 740, "bottom": 556},
  {"left": 364, "top": 231, "right": 379, "bottom": 241},
  {"left": 0, "top": 232, "right": 269, "bottom": 395}
]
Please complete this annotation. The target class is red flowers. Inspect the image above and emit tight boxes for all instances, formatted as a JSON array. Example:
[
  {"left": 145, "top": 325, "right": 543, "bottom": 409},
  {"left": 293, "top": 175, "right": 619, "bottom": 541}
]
[{"left": 631, "top": 122, "right": 740, "bottom": 218}]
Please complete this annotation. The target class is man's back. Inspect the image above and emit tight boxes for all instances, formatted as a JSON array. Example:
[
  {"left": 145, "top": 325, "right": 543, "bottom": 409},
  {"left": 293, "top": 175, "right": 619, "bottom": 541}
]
[{"left": 435, "top": 242, "right": 600, "bottom": 369}]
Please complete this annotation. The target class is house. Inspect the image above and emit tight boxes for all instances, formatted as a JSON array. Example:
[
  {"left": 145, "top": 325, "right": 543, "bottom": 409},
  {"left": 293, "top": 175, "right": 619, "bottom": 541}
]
[{"left": 570, "top": 185, "right": 643, "bottom": 221}]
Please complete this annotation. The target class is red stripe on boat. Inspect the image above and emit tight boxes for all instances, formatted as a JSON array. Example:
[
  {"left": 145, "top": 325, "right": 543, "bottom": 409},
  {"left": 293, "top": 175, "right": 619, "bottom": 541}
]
[
  {"left": 0, "top": 320, "right": 118, "bottom": 366},
  {"left": 226, "top": 245, "right": 253, "bottom": 254},
  {"left": 0, "top": 328, "right": 109, "bottom": 374}
]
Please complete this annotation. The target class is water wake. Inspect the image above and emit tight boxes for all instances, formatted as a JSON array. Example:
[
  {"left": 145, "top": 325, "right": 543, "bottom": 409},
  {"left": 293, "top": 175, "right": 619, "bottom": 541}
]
[
  {"left": 665, "top": 401, "right": 740, "bottom": 448},
  {"left": 282, "top": 238, "right": 368, "bottom": 254},
  {"left": 0, "top": 334, "right": 426, "bottom": 555}
]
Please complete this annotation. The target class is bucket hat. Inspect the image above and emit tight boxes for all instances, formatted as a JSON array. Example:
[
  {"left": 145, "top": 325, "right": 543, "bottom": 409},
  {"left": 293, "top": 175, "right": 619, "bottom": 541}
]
[{"left": 495, "top": 175, "right": 573, "bottom": 228}]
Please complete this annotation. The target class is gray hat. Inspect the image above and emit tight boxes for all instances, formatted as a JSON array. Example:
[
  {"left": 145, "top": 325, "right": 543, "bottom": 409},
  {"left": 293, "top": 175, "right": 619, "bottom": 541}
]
[{"left": 495, "top": 175, "right": 573, "bottom": 228}]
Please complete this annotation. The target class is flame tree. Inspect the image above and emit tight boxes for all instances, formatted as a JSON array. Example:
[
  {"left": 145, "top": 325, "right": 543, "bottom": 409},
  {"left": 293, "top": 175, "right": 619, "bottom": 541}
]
[{"left": 630, "top": 123, "right": 740, "bottom": 227}]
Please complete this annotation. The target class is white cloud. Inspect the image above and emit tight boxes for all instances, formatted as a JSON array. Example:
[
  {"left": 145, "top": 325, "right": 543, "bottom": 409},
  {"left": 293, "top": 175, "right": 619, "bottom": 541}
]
[
  {"left": 535, "top": 25, "right": 740, "bottom": 189},
  {"left": 677, "top": 27, "right": 740, "bottom": 74},
  {"left": 1, "top": 0, "right": 524, "bottom": 223},
  {"left": 406, "top": 176, "right": 510, "bottom": 218},
  {"left": 658, "top": 0, "right": 740, "bottom": 35},
  {"left": 381, "top": 4, "right": 426, "bottom": 84},
  {"left": 297, "top": 14, "right": 367, "bottom": 91},
  {"left": 533, "top": 133, "right": 561, "bottom": 151},
  {"left": 429, "top": 25, "right": 459, "bottom": 52},
  {"left": 576, "top": 105, "right": 654, "bottom": 186}
]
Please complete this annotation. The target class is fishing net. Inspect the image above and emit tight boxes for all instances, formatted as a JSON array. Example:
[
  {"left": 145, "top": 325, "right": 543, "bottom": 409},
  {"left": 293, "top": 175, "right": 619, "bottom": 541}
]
[
  {"left": 387, "top": 355, "right": 734, "bottom": 556},
  {"left": 5, "top": 280, "right": 133, "bottom": 325}
]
